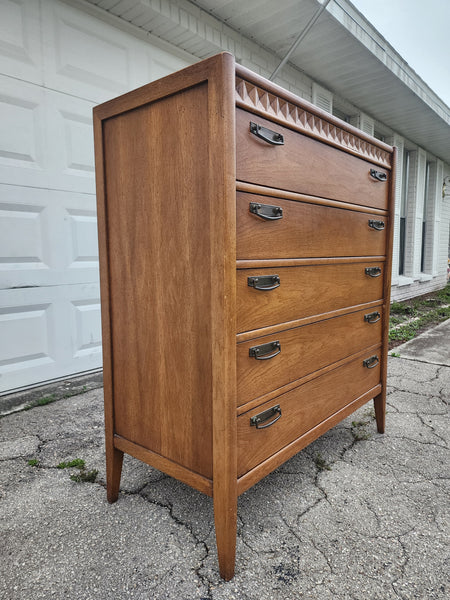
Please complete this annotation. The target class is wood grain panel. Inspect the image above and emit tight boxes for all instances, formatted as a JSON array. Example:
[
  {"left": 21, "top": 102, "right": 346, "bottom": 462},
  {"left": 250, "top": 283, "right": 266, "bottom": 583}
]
[
  {"left": 103, "top": 83, "right": 213, "bottom": 478},
  {"left": 237, "top": 306, "right": 382, "bottom": 406},
  {"left": 236, "top": 191, "right": 388, "bottom": 260},
  {"left": 237, "top": 261, "right": 384, "bottom": 333},
  {"left": 236, "top": 109, "right": 389, "bottom": 209},
  {"left": 237, "top": 350, "right": 381, "bottom": 476}
]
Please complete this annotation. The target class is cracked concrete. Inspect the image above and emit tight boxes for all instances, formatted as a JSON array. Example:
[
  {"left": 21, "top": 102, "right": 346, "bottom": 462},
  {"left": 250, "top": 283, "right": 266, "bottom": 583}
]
[{"left": 0, "top": 328, "right": 449, "bottom": 599}]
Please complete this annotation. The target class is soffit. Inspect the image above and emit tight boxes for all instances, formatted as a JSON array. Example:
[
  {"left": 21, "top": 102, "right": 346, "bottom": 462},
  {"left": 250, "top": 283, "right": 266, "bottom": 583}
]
[{"left": 85, "top": 0, "right": 450, "bottom": 163}]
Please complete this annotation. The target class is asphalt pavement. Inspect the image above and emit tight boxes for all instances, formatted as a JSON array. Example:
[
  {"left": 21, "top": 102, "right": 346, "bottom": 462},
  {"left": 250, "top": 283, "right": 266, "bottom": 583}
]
[{"left": 1, "top": 322, "right": 449, "bottom": 599}]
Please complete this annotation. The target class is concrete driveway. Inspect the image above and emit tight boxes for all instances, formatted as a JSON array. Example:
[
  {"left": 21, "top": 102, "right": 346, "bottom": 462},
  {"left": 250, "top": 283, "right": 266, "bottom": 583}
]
[{"left": 1, "top": 325, "right": 449, "bottom": 599}]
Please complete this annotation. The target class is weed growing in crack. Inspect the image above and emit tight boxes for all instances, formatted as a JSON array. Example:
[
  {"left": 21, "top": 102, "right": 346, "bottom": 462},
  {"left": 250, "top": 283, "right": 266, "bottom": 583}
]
[
  {"left": 70, "top": 469, "right": 98, "bottom": 483},
  {"left": 364, "top": 406, "right": 376, "bottom": 420},
  {"left": 351, "top": 419, "right": 371, "bottom": 441},
  {"left": 24, "top": 394, "right": 57, "bottom": 410},
  {"left": 314, "top": 453, "right": 331, "bottom": 471},
  {"left": 57, "top": 458, "right": 97, "bottom": 483},
  {"left": 57, "top": 458, "right": 85, "bottom": 469},
  {"left": 27, "top": 458, "right": 39, "bottom": 467}
]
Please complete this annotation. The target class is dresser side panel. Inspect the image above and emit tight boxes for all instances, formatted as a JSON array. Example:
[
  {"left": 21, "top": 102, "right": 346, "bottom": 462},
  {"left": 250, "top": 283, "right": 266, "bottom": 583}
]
[{"left": 102, "top": 83, "right": 214, "bottom": 478}]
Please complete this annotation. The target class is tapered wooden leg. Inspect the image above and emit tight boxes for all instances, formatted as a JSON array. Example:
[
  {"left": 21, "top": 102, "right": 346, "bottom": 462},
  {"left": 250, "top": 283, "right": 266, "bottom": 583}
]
[
  {"left": 214, "top": 486, "right": 237, "bottom": 581},
  {"left": 373, "top": 391, "right": 386, "bottom": 434},
  {"left": 106, "top": 444, "right": 124, "bottom": 503}
]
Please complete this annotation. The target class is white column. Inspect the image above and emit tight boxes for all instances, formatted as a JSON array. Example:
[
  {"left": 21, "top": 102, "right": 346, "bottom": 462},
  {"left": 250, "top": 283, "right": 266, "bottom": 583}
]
[{"left": 424, "top": 160, "right": 442, "bottom": 276}]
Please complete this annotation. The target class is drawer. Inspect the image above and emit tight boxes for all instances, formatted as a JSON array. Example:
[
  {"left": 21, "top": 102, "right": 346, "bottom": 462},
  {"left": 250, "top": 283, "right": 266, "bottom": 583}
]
[
  {"left": 237, "top": 350, "right": 381, "bottom": 476},
  {"left": 236, "top": 191, "right": 388, "bottom": 260},
  {"left": 236, "top": 109, "right": 390, "bottom": 210},
  {"left": 237, "top": 262, "right": 384, "bottom": 333},
  {"left": 237, "top": 306, "right": 383, "bottom": 407}
]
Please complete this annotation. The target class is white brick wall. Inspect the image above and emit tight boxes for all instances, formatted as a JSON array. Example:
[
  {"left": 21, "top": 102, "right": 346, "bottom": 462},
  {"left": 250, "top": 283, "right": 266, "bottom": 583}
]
[{"left": 390, "top": 148, "right": 449, "bottom": 301}]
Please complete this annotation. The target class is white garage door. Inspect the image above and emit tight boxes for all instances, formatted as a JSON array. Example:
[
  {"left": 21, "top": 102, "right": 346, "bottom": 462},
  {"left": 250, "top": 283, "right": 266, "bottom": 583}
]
[{"left": 0, "top": 0, "right": 192, "bottom": 393}]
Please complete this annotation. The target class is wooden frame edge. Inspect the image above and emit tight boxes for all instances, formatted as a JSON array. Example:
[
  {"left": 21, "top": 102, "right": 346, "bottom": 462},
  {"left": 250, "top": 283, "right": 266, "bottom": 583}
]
[{"left": 114, "top": 436, "right": 213, "bottom": 496}]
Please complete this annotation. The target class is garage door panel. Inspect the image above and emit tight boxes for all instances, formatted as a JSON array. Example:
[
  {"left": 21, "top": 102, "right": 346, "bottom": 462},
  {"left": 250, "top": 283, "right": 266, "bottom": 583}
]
[
  {"left": 146, "top": 47, "right": 193, "bottom": 83},
  {"left": 67, "top": 208, "right": 98, "bottom": 269},
  {"left": 0, "top": 303, "right": 54, "bottom": 371},
  {"left": 0, "top": 0, "right": 42, "bottom": 85},
  {"left": 0, "top": 284, "right": 102, "bottom": 392},
  {"left": 0, "top": 76, "right": 47, "bottom": 187},
  {"left": 44, "top": 90, "right": 96, "bottom": 194},
  {"left": 42, "top": 0, "right": 143, "bottom": 103},
  {"left": 0, "top": 201, "right": 48, "bottom": 271},
  {"left": 0, "top": 184, "right": 99, "bottom": 289},
  {"left": 71, "top": 299, "right": 102, "bottom": 359}
]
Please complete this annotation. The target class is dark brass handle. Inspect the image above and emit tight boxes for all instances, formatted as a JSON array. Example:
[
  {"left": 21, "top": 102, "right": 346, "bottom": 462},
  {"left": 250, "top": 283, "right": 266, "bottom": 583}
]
[
  {"left": 249, "top": 202, "right": 283, "bottom": 221},
  {"left": 368, "top": 219, "right": 385, "bottom": 231},
  {"left": 250, "top": 404, "right": 282, "bottom": 429},
  {"left": 365, "top": 267, "right": 382, "bottom": 278},
  {"left": 249, "top": 341, "right": 281, "bottom": 360},
  {"left": 370, "top": 169, "right": 387, "bottom": 182},
  {"left": 364, "top": 311, "right": 381, "bottom": 324},
  {"left": 248, "top": 275, "right": 280, "bottom": 291},
  {"left": 363, "top": 355, "right": 379, "bottom": 369},
  {"left": 250, "top": 121, "right": 284, "bottom": 145}
]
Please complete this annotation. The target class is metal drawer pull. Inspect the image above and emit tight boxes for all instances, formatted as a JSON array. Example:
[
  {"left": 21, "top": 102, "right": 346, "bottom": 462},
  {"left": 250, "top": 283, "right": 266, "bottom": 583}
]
[
  {"left": 249, "top": 202, "right": 283, "bottom": 221},
  {"left": 368, "top": 219, "right": 385, "bottom": 230},
  {"left": 370, "top": 169, "right": 387, "bottom": 182},
  {"left": 250, "top": 121, "right": 284, "bottom": 145},
  {"left": 249, "top": 340, "right": 281, "bottom": 360},
  {"left": 250, "top": 404, "right": 282, "bottom": 429},
  {"left": 363, "top": 355, "right": 379, "bottom": 369},
  {"left": 365, "top": 266, "right": 382, "bottom": 277},
  {"left": 248, "top": 275, "right": 280, "bottom": 291},
  {"left": 364, "top": 311, "right": 381, "bottom": 324}
]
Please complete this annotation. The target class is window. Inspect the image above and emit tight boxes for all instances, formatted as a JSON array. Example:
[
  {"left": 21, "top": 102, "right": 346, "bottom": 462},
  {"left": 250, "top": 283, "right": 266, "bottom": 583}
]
[
  {"left": 399, "top": 151, "right": 410, "bottom": 275},
  {"left": 421, "top": 162, "right": 431, "bottom": 273}
]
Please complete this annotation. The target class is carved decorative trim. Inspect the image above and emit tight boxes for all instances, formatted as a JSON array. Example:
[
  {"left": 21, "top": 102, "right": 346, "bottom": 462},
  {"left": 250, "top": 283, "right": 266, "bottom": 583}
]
[{"left": 235, "top": 77, "right": 392, "bottom": 169}]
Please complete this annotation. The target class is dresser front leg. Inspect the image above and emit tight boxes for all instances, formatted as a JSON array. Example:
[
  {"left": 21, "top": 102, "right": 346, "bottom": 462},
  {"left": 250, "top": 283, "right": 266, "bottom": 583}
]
[
  {"left": 214, "top": 486, "right": 237, "bottom": 581},
  {"left": 373, "top": 391, "right": 386, "bottom": 434},
  {"left": 106, "top": 444, "right": 123, "bottom": 503}
]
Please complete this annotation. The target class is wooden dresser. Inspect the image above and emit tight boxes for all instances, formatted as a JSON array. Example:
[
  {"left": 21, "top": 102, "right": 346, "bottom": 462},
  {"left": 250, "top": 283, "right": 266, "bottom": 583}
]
[{"left": 93, "top": 53, "right": 395, "bottom": 580}]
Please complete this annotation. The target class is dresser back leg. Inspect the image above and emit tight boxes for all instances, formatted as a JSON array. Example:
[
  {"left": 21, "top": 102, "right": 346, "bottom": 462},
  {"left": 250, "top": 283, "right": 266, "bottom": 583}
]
[{"left": 106, "top": 445, "right": 124, "bottom": 503}]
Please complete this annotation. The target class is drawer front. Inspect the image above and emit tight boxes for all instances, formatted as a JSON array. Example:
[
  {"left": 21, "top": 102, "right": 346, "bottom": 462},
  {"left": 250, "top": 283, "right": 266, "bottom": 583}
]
[
  {"left": 237, "top": 306, "right": 383, "bottom": 407},
  {"left": 237, "top": 192, "right": 388, "bottom": 260},
  {"left": 237, "top": 351, "right": 381, "bottom": 476},
  {"left": 236, "top": 109, "right": 390, "bottom": 210},
  {"left": 237, "top": 262, "right": 384, "bottom": 333}
]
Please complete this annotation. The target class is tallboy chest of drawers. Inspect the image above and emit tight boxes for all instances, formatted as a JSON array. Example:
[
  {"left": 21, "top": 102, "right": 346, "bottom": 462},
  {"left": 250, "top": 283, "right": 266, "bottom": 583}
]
[{"left": 93, "top": 53, "right": 395, "bottom": 580}]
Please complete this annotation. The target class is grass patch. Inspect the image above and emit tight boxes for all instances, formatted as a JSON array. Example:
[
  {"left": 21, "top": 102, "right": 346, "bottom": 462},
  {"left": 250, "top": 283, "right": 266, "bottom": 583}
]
[
  {"left": 437, "top": 284, "right": 450, "bottom": 303},
  {"left": 70, "top": 469, "right": 98, "bottom": 483},
  {"left": 314, "top": 453, "right": 331, "bottom": 471},
  {"left": 27, "top": 458, "right": 39, "bottom": 467},
  {"left": 390, "top": 301, "right": 416, "bottom": 316},
  {"left": 57, "top": 458, "right": 85, "bottom": 469},
  {"left": 57, "top": 457, "right": 97, "bottom": 484},
  {"left": 24, "top": 394, "right": 57, "bottom": 411},
  {"left": 351, "top": 419, "right": 371, "bottom": 441},
  {"left": 389, "top": 305, "right": 450, "bottom": 343},
  {"left": 389, "top": 283, "right": 450, "bottom": 346}
]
